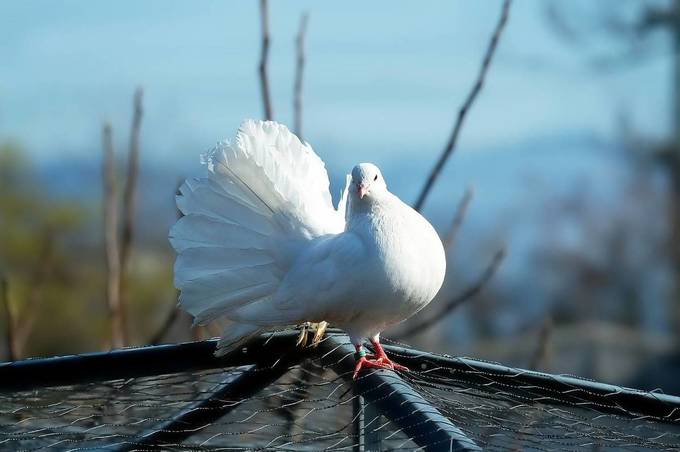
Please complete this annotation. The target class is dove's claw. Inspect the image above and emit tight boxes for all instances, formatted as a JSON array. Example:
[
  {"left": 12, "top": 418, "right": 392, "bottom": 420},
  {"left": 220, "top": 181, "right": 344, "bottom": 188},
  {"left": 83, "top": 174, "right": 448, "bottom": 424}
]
[
  {"left": 296, "top": 322, "right": 311, "bottom": 347},
  {"left": 311, "top": 321, "right": 328, "bottom": 347},
  {"left": 352, "top": 356, "right": 394, "bottom": 379},
  {"left": 296, "top": 321, "right": 329, "bottom": 348},
  {"left": 352, "top": 341, "right": 409, "bottom": 379},
  {"left": 390, "top": 361, "right": 409, "bottom": 372},
  {"left": 371, "top": 350, "right": 409, "bottom": 373}
]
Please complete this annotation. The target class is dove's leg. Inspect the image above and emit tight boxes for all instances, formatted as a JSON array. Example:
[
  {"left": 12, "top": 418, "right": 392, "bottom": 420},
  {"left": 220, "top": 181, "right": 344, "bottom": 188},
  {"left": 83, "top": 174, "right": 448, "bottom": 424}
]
[
  {"left": 369, "top": 335, "right": 409, "bottom": 372},
  {"left": 353, "top": 344, "right": 392, "bottom": 379},
  {"left": 352, "top": 337, "right": 409, "bottom": 379}
]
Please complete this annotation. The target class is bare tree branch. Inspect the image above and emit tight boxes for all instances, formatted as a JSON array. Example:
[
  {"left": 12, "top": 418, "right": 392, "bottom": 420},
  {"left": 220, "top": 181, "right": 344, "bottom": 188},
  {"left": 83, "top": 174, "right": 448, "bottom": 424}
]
[
  {"left": 529, "top": 314, "right": 553, "bottom": 371},
  {"left": 393, "top": 248, "right": 506, "bottom": 340},
  {"left": 414, "top": 0, "right": 511, "bottom": 212},
  {"left": 149, "top": 307, "right": 179, "bottom": 346},
  {"left": 118, "top": 87, "right": 143, "bottom": 347},
  {"left": 1, "top": 277, "right": 16, "bottom": 361},
  {"left": 544, "top": 2, "right": 662, "bottom": 73},
  {"left": 543, "top": 1, "right": 586, "bottom": 45},
  {"left": 259, "top": 0, "right": 273, "bottom": 120},
  {"left": 102, "top": 122, "right": 124, "bottom": 349},
  {"left": 443, "top": 186, "right": 474, "bottom": 250},
  {"left": 12, "top": 229, "right": 54, "bottom": 356},
  {"left": 294, "top": 12, "right": 309, "bottom": 139},
  {"left": 120, "top": 88, "right": 143, "bottom": 269}
]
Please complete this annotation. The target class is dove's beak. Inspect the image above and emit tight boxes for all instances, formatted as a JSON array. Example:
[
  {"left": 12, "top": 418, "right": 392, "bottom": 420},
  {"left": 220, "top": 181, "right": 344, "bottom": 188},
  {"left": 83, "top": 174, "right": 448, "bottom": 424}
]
[{"left": 357, "top": 184, "right": 368, "bottom": 199}]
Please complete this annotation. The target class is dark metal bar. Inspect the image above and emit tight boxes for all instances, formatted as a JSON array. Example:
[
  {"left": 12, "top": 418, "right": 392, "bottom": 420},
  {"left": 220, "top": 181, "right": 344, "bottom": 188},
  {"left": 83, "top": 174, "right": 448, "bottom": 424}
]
[
  {"left": 352, "top": 392, "right": 385, "bottom": 452},
  {"left": 3, "top": 328, "right": 680, "bottom": 426},
  {"left": 381, "top": 341, "right": 680, "bottom": 423},
  {"left": 319, "top": 335, "right": 481, "bottom": 452},
  {"left": 362, "top": 395, "right": 386, "bottom": 450},
  {"left": 352, "top": 391, "right": 364, "bottom": 452},
  {"left": 116, "top": 358, "right": 299, "bottom": 450},
  {"left": 0, "top": 330, "right": 302, "bottom": 392}
]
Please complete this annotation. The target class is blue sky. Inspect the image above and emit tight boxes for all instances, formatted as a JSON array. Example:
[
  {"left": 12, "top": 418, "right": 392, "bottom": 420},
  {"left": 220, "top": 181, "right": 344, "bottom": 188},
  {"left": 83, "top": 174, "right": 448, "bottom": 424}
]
[{"left": 0, "top": 0, "right": 671, "bottom": 169}]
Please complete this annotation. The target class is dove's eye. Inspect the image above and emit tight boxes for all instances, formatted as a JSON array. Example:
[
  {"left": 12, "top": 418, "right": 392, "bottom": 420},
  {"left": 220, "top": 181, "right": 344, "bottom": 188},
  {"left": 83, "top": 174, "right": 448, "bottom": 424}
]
[{"left": 373, "top": 175, "right": 378, "bottom": 181}]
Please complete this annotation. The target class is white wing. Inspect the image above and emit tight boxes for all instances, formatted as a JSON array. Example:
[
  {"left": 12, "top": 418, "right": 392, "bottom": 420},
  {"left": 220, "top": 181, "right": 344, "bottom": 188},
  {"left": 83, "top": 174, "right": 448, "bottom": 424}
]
[
  {"left": 227, "top": 232, "right": 367, "bottom": 325},
  {"left": 219, "top": 119, "right": 344, "bottom": 239},
  {"left": 169, "top": 120, "right": 347, "bottom": 353}
]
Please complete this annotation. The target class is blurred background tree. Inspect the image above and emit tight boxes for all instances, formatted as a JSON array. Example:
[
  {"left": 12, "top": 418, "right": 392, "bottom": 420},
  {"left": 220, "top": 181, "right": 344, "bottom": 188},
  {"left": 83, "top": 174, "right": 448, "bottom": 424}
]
[
  {"left": 0, "top": 142, "right": 92, "bottom": 357},
  {"left": 0, "top": 141, "right": 176, "bottom": 358},
  {"left": 546, "top": 0, "right": 680, "bottom": 333}
]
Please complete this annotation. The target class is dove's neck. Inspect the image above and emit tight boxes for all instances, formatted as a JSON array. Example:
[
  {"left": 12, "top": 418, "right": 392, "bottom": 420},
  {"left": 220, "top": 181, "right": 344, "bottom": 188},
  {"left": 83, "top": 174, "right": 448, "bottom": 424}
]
[
  {"left": 347, "top": 191, "right": 388, "bottom": 221},
  {"left": 345, "top": 191, "right": 397, "bottom": 235}
]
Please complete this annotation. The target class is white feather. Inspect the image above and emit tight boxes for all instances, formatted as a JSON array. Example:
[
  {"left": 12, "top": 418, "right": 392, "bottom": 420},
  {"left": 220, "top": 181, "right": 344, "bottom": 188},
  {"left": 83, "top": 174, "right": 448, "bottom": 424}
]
[
  {"left": 214, "top": 323, "right": 263, "bottom": 357},
  {"left": 169, "top": 120, "right": 345, "bottom": 339}
]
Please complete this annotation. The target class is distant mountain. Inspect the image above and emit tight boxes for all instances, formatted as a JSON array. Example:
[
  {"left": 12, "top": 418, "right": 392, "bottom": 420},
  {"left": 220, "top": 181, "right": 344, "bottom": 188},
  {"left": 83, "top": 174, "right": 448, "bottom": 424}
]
[{"left": 34, "top": 130, "right": 635, "bottom": 256}]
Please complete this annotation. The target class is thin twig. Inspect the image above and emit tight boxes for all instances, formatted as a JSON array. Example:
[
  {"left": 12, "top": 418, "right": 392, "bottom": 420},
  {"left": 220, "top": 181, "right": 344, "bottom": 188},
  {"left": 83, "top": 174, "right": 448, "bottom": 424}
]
[
  {"left": 294, "top": 12, "right": 309, "bottom": 139},
  {"left": 393, "top": 248, "right": 506, "bottom": 340},
  {"left": 118, "top": 87, "right": 143, "bottom": 347},
  {"left": 102, "top": 122, "right": 124, "bottom": 349},
  {"left": 529, "top": 314, "right": 553, "bottom": 371},
  {"left": 1, "top": 277, "right": 16, "bottom": 361},
  {"left": 414, "top": 0, "right": 511, "bottom": 212},
  {"left": 259, "top": 0, "right": 273, "bottom": 120},
  {"left": 13, "top": 229, "right": 54, "bottom": 356},
  {"left": 120, "top": 88, "right": 143, "bottom": 268},
  {"left": 443, "top": 186, "right": 474, "bottom": 250},
  {"left": 149, "top": 307, "right": 180, "bottom": 346}
]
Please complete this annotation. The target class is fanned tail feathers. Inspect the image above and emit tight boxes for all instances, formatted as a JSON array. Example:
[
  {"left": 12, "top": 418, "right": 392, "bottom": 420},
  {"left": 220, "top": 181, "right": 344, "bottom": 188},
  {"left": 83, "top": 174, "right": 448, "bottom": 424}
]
[
  {"left": 214, "top": 323, "right": 263, "bottom": 357},
  {"left": 169, "top": 120, "right": 344, "bottom": 353}
]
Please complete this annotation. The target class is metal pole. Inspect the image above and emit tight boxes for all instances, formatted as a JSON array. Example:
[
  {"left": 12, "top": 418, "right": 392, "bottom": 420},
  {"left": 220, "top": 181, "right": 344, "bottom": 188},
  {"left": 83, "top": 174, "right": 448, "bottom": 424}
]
[
  {"left": 3, "top": 329, "right": 680, "bottom": 424},
  {"left": 318, "top": 335, "right": 481, "bottom": 452},
  {"left": 115, "top": 359, "right": 299, "bottom": 450},
  {"left": 380, "top": 342, "right": 680, "bottom": 422},
  {"left": 0, "top": 331, "right": 302, "bottom": 392},
  {"left": 362, "top": 395, "right": 385, "bottom": 450},
  {"left": 352, "top": 389, "right": 364, "bottom": 452}
]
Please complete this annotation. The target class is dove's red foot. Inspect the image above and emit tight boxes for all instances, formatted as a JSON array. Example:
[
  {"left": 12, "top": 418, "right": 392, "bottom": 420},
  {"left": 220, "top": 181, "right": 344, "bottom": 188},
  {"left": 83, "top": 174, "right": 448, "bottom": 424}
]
[
  {"left": 352, "top": 339, "right": 409, "bottom": 380},
  {"left": 353, "top": 355, "right": 393, "bottom": 379}
]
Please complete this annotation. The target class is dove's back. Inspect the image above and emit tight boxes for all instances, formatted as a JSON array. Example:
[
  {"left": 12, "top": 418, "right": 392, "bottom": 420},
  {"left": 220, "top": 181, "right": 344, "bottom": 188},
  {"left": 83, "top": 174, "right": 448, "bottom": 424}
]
[{"left": 169, "top": 120, "right": 344, "bottom": 352}]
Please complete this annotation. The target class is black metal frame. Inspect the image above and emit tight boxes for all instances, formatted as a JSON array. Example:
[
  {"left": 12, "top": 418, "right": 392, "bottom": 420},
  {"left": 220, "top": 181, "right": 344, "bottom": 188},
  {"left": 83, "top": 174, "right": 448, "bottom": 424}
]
[
  {"left": 119, "top": 363, "right": 296, "bottom": 451},
  {"left": 380, "top": 343, "right": 680, "bottom": 422},
  {"left": 0, "top": 330, "right": 304, "bottom": 392},
  {"left": 318, "top": 336, "right": 481, "bottom": 451},
  {"left": 2, "top": 329, "right": 680, "bottom": 450}
]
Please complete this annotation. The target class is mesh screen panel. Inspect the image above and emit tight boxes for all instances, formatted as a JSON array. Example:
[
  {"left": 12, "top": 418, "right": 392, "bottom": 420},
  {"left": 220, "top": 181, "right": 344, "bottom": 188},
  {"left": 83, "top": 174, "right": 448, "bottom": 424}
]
[
  {"left": 406, "top": 367, "right": 680, "bottom": 451},
  {"left": 1, "top": 335, "right": 679, "bottom": 451},
  {"left": 0, "top": 361, "right": 415, "bottom": 451}
]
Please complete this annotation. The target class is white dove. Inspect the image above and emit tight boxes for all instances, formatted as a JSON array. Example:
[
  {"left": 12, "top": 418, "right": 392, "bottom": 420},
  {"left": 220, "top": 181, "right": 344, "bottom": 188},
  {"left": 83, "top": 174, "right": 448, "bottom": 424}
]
[{"left": 169, "top": 120, "right": 446, "bottom": 378}]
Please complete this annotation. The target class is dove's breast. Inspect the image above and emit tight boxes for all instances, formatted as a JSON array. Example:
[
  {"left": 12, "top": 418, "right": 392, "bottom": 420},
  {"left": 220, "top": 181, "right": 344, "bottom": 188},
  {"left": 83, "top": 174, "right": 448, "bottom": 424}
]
[{"left": 347, "top": 195, "right": 446, "bottom": 332}]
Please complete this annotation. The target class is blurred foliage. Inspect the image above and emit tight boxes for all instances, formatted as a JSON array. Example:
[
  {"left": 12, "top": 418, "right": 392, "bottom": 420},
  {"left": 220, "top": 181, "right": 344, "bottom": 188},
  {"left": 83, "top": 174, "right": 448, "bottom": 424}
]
[{"left": 0, "top": 142, "right": 176, "bottom": 359}]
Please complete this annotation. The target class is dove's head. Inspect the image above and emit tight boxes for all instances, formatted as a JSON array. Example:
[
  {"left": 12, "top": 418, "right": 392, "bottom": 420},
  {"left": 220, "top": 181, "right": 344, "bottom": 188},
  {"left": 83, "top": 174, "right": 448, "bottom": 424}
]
[{"left": 350, "top": 163, "right": 387, "bottom": 201}]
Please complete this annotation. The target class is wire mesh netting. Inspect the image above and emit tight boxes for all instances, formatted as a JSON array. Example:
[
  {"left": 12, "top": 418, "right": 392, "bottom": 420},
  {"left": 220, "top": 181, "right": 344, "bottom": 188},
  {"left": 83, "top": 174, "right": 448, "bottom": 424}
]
[
  {"left": 382, "top": 342, "right": 680, "bottom": 451},
  {"left": 0, "top": 361, "right": 416, "bottom": 451},
  {"left": 1, "top": 333, "right": 679, "bottom": 451}
]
